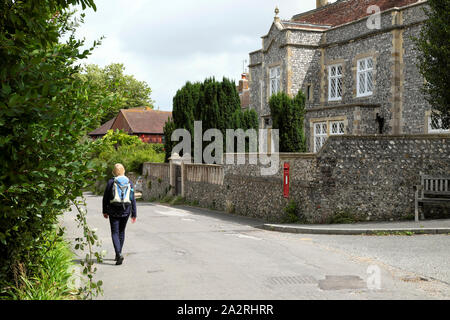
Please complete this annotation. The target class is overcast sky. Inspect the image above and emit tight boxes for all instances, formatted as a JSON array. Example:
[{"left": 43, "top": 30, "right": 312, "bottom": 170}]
[{"left": 75, "top": 0, "right": 323, "bottom": 111}]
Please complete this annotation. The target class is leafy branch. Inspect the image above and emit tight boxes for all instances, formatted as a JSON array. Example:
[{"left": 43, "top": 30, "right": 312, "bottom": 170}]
[{"left": 71, "top": 198, "right": 103, "bottom": 300}]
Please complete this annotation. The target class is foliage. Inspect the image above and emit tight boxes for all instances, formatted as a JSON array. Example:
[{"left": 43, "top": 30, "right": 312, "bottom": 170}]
[
  {"left": 269, "top": 91, "right": 307, "bottom": 152},
  {"left": 163, "top": 117, "right": 176, "bottom": 162},
  {"left": 163, "top": 78, "right": 259, "bottom": 161},
  {"left": 90, "top": 130, "right": 165, "bottom": 191},
  {"left": 1, "top": 227, "right": 77, "bottom": 300},
  {"left": 78, "top": 63, "right": 154, "bottom": 126},
  {"left": 0, "top": 0, "right": 106, "bottom": 298},
  {"left": 71, "top": 199, "right": 103, "bottom": 299},
  {"left": 281, "top": 200, "right": 306, "bottom": 224},
  {"left": 415, "top": 0, "right": 450, "bottom": 128},
  {"left": 97, "top": 129, "right": 144, "bottom": 150},
  {"left": 326, "top": 209, "right": 362, "bottom": 224}
]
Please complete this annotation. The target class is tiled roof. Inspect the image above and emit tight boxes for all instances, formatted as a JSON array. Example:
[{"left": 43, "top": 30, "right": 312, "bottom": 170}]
[
  {"left": 88, "top": 108, "right": 172, "bottom": 136},
  {"left": 120, "top": 108, "right": 172, "bottom": 134},
  {"left": 292, "top": 0, "right": 420, "bottom": 27},
  {"left": 88, "top": 117, "right": 116, "bottom": 136}
]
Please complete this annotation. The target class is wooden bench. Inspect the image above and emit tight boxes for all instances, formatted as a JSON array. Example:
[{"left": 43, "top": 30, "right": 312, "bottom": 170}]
[{"left": 415, "top": 175, "right": 450, "bottom": 222}]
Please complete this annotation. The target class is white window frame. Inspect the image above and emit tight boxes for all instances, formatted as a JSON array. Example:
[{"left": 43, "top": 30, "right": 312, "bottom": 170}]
[
  {"left": 269, "top": 66, "right": 281, "bottom": 96},
  {"left": 428, "top": 115, "right": 449, "bottom": 134},
  {"left": 357, "top": 57, "right": 374, "bottom": 97},
  {"left": 330, "top": 120, "right": 345, "bottom": 135},
  {"left": 314, "top": 122, "right": 328, "bottom": 153},
  {"left": 328, "top": 64, "right": 343, "bottom": 101}
]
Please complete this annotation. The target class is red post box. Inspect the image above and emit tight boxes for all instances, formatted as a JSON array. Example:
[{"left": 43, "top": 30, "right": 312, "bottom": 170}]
[{"left": 283, "top": 162, "right": 290, "bottom": 198}]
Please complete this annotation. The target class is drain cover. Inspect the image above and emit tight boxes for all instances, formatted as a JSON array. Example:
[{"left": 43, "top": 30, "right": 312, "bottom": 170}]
[
  {"left": 267, "top": 275, "right": 317, "bottom": 286},
  {"left": 318, "top": 275, "right": 366, "bottom": 291}
]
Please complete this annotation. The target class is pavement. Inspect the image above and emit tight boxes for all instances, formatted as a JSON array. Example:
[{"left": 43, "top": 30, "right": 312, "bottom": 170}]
[
  {"left": 259, "top": 219, "right": 450, "bottom": 235},
  {"left": 61, "top": 193, "right": 450, "bottom": 300}
]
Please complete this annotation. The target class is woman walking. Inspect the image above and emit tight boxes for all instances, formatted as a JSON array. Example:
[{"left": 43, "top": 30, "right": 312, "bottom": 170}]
[{"left": 102, "top": 163, "right": 137, "bottom": 265}]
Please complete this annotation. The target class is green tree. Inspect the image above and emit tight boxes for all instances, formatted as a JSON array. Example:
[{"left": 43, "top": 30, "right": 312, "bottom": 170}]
[
  {"left": 269, "top": 91, "right": 306, "bottom": 152},
  {"left": 163, "top": 118, "right": 176, "bottom": 162},
  {"left": 78, "top": 63, "right": 154, "bottom": 126},
  {"left": 164, "top": 77, "right": 259, "bottom": 161},
  {"left": 0, "top": 0, "right": 105, "bottom": 296},
  {"left": 415, "top": 0, "right": 450, "bottom": 128}
]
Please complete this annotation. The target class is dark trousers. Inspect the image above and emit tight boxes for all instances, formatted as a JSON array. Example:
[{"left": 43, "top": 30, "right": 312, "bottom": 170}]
[{"left": 109, "top": 215, "right": 129, "bottom": 256}]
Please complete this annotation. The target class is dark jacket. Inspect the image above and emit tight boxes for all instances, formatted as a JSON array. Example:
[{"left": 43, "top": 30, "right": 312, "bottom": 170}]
[{"left": 102, "top": 177, "right": 137, "bottom": 218}]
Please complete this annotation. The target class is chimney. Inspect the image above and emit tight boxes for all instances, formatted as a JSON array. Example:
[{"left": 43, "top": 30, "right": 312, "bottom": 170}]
[
  {"left": 238, "top": 73, "right": 249, "bottom": 93},
  {"left": 316, "top": 0, "right": 329, "bottom": 8}
]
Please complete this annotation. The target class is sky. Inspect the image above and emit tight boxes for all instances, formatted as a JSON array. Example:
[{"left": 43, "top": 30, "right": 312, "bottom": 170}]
[{"left": 75, "top": 0, "right": 324, "bottom": 111}]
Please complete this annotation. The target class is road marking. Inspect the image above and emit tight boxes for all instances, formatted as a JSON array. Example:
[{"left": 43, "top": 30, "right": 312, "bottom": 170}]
[
  {"left": 153, "top": 205, "right": 192, "bottom": 217},
  {"left": 225, "top": 233, "right": 262, "bottom": 241}
]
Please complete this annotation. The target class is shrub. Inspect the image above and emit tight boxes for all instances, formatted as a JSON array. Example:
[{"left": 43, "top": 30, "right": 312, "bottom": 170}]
[
  {"left": 269, "top": 91, "right": 307, "bottom": 152},
  {"left": 1, "top": 228, "right": 78, "bottom": 300},
  {"left": 281, "top": 200, "right": 307, "bottom": 224},
  {"left": 89, "top": 130, "right": 165, "bottom": 192},
  {"left": 326, "top": 209, "right": 362, "bottom": 224}
]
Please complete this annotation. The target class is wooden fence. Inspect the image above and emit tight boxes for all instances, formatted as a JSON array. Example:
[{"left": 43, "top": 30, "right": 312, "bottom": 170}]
[
  {"left": 142, "top": 163, "right": 170, "bottom": 179},
  {"left": 185, "top": 164, "right": 224, "bottom": 185}
]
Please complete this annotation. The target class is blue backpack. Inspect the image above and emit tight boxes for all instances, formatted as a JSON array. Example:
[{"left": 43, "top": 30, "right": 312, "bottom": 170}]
[{"left": 110, "top": 176, "right": 133, "bottom": 208}]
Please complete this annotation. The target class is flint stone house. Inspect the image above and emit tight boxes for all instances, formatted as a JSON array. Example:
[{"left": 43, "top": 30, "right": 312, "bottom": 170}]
[
  {"left": 248, "top": 0, "right": 448, "bottom": 153},
  {"left": 88, "top": 107, "right": 172, "bottom": 144}
]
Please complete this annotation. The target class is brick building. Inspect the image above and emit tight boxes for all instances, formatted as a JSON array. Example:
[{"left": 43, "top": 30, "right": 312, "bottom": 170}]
[
  {"left": 88, "top": 107, "right": 172, "bottom": 144},
  {"left": 237, "top": 73, "right": 250, "bottom": 109},
  {"left": 248, "top": 0, "right": 448, "bottom": 153}
]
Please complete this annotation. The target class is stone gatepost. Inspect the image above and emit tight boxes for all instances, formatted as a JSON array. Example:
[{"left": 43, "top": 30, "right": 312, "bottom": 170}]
[{"left": 169, "top": 152, "right": 191, "bottom": 196}]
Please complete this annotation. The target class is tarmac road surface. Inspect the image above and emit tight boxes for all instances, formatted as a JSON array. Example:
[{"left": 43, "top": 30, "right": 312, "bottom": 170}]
[{"left": 61, "top": 193, "right": 450, "bottom": 300}]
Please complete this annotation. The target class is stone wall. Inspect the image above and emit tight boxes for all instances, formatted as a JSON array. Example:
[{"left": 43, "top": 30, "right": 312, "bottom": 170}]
[
  {"left": 314, "top": 134, "right": 450, "bottom": 221},
  {"left": 183, "top": 164, "right": 225, "bottom": 210},
  {"left": 178, "top": 135, "right": 450, "bottom": 223},
  {"left": 140, "top": 163, "right": 171, "bottom": 200}
]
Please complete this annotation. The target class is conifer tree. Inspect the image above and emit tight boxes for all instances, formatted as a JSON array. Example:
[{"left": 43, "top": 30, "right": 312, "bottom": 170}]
[{"left": 415, "top": 0, "right": 450, "bottom": 128}]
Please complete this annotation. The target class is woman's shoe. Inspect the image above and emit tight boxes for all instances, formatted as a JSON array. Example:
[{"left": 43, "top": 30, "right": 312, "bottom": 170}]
[{"left": 116, "top": 255, "right": 124, "bottom": 265}]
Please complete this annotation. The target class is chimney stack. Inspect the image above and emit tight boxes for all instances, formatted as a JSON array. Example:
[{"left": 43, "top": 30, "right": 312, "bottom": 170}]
[
  {"left": 316, "top": 0, "right": 329, "bottom": 8},
  {"left": 238, "top": 73, "right": 249, "bottom": 93}
]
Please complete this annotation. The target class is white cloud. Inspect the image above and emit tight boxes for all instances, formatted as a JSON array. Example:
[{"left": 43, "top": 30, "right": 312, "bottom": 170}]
[{"left": 75, "top": 0, "right": 317, "bottom": 111}]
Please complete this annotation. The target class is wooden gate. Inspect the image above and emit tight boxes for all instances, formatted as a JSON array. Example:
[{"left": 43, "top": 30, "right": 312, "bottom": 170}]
[{"left": 175, "top": 165, "right": 182, "bottom": 195}]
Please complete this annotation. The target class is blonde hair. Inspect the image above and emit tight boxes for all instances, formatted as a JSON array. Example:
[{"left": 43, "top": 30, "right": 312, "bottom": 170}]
[{"left": 112, "top": 163, "right": 125, "bottom": 177}]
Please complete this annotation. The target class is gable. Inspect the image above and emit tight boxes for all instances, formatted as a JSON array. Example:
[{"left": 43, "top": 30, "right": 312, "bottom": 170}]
[{"left": 111, "top": 111, "right": 132, "bottom": 133}]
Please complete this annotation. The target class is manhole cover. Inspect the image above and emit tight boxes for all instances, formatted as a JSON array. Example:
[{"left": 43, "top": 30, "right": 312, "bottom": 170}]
[
  {"left": 318, "top": 275, "right": 366, "bottom": 291},
  {"left": 267, "top": 275, "right": 317, "bottom": 286},
  {"left": 401, "top": 276, "right": 429, "bottom": 282}
]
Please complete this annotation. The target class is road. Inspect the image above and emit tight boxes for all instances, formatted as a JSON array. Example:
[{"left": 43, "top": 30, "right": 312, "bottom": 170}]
[{"left": 61, "top": 193, "right": 450, "bottom": 300}]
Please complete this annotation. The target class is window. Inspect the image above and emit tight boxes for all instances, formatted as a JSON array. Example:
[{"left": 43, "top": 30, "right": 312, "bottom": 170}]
[
  {"left": 314, "top": 122, "right": 328, "bottom": 153},
  {"left": 328, "top": 64, "right": 343, "bottom": 101},
  {"left": 313, "top": 120, "right": 346, "bottom": 152},
  {"left": 270, "top": 66, "right": 281, "bottom": 96},
  {"left": 357, "top": 57, "right": 374, "bottom": 97},
  {"left": 306, "top": 84, "right": 312, "bottom": 101},
  {"left": 428, "top": 115, "right": 449, "bottom": 133},
  {"left": 330, "top": 120, "right": 345, "bottom": 135}
]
